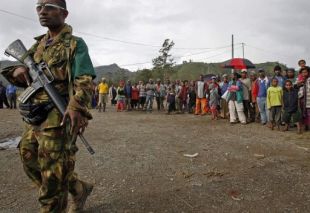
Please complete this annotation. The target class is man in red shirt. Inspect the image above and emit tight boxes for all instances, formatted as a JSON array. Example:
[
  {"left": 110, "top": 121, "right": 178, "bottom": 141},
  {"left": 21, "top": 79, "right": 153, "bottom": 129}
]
[
  {"left": 179, "top": 80, "right": 189, "bottom": 113},
  {"left": 250, "top": 71, "right": 260, "bottom": 122},
  {"left": 131, "top": 83, "right": 140, "bottom": 109}
]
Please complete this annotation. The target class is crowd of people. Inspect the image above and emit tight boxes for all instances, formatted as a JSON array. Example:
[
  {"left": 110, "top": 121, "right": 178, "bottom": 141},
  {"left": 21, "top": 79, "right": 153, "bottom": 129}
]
[
  {"left": 2, "top": 59, "right": 310, "bottom": 134},
  {"left": 94, "top": 59, "right": 310, "bottom": 134}
]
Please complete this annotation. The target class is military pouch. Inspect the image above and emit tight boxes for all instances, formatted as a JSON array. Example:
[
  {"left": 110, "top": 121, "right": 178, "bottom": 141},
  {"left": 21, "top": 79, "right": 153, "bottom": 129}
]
[{"left": 19, "top": 101, "right": 55, "bottom": 125}]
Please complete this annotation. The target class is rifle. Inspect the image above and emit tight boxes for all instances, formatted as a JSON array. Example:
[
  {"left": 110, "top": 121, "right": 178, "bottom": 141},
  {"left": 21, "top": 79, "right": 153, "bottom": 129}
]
[{"left": 4, "top": 39, "right": 95, "bottom": 155}]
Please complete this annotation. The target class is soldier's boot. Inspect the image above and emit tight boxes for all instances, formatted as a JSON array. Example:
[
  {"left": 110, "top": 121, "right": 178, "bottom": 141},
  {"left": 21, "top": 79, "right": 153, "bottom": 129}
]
[{"left": 68, "top": 182, "right": 94, "bottom": 213}]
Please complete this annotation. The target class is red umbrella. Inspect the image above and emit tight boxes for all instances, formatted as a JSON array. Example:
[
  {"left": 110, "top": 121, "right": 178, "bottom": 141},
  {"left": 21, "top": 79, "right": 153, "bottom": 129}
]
[{"left": 222, "top": 58, "right": 255, "bottom": 70}]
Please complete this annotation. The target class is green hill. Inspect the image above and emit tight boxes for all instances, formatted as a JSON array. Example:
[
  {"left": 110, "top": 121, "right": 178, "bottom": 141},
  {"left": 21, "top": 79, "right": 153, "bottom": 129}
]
[
  {"left": 0, "top": 60, "right": 133, "bottom": 86},
  {"left": 132, "top": 61, "right": 287, "bottom": 83},
  {"left": 0, "top": 60, "right": 287, "bottom": 86},
  {"left": 171, "top": 61, "right": 287, "bottom": 79},
  {"left": 94, "top": 63, "right": 133, "bottom": 85}
]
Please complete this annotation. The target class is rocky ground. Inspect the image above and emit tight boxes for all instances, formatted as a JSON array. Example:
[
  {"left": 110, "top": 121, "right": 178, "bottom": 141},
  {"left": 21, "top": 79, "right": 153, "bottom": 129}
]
[{"left": 0, "top": 107, "right": 310, "bottom": 213}]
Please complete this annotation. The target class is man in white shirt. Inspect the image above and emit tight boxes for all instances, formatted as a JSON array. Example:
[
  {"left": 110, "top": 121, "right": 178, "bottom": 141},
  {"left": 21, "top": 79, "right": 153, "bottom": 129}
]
[
  {"left": 240, "top": 69, "right": 252, "bottom": 122},
  {"left": 195, "top": 75, "right": 209, "bottom": 115}
]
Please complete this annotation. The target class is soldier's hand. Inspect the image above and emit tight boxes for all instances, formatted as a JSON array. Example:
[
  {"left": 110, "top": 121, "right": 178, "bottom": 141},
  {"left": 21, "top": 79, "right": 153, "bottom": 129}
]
[
  {"left": 61, "top": 109, "right": 88, "bottom": 136},
  {"left": 13, "top": 67, "right": 31, "bottom": 86}
]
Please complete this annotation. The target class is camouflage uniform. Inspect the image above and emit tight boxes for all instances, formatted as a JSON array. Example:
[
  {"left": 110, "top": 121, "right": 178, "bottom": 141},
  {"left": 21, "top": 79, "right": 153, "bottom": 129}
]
[{"left": 2, "top": 24, "right": 95, "bottom": 213}]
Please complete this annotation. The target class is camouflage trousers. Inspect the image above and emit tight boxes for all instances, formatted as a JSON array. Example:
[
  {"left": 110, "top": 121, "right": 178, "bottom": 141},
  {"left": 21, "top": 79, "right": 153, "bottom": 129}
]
[{"left": 19, "top": 124, "right": 85, "bottom": 213}]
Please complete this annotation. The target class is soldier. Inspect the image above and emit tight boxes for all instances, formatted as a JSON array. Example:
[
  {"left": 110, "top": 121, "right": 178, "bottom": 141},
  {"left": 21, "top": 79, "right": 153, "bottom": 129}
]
[{"left": 1, "top": 0, "right": 95, "bottom": 212}]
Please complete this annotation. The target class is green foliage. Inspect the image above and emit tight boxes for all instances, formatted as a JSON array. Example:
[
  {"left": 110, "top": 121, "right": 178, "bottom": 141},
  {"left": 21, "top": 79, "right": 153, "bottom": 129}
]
[
  {"left": 94, "top": 63, "right": 134, "bottom": 85},
  {"left": 152, "top": 39, "right": 175, "bottom": 70},
  {"left": 151, "top": 39, "right": 176, "bottom": 81},
  {"left": 133, "top": 69, "right": 153, "bottom": 83}
]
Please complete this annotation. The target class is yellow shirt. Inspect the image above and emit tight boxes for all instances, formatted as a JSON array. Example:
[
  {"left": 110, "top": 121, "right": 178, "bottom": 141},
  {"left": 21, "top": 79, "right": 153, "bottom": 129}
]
[
  {"left": 98, "top": 83, "right": 109, "bottom": 94},
  {"left": 267, "top": 86, "right": 283, "bottom": 109}
]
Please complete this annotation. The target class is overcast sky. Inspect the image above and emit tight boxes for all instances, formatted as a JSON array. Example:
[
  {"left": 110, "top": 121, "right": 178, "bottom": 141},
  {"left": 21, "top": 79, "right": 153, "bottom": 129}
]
[{"left": 0, "top": 0, "right": 309, "bottom": 71}]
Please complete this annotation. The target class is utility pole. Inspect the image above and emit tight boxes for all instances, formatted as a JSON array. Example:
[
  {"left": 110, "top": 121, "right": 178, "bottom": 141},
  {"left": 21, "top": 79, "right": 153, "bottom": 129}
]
[
  {"left": 231, "top": 34, "right": 235, "bottom": 74},
  {"left": 242, "top": 43, "right": 245, "bottom": 59},
  {"left": 232, "top": 34, "right": 234, "bottom": 59}
]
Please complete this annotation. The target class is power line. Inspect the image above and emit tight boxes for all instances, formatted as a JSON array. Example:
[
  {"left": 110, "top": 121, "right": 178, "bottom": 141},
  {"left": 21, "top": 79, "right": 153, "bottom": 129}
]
[
  {"left": 246, "top": 44, "right": 291, "bottom": 58},
  {"left": 120, "top": 46, "right": 236, "bottom": 67},
  {"left": 175, "top": 44, "right": 239, "bottom": 58},
  {"left": 195, "top": 47, "right": 241, "bottom": 62},
  {"left": 120, "top": 61, "right": 152, "bottom": 67},
  {"left": 0, "top": 9, "right": 36, "bottom": 22},
  {"left": 75, "top": 31, "right": 162, "bottom": 48},
  {"left": 0, "top": 8, "right": 238, "bottom": 50},
  {"left": 0, "top": 8, "right": 242, "bottom": 68}
]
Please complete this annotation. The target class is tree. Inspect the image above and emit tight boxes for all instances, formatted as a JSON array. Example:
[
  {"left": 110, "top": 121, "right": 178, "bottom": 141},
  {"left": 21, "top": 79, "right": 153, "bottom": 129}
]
[
  {"left": 134, "top": 69, "right": 153, "bottom": 83},
  {"left": 152, "top": 39, "right": 175, "bottom": 72}
]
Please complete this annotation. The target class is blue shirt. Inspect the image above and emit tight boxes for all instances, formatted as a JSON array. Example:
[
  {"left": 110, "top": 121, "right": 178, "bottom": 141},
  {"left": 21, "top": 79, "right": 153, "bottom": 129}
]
[
  {"left": 6, "top": 84, "right": 16, "bottom": 95},
  {"left": 125, "top": 84, "right": 132, "bottom": 97},
  {"left": 274, "top": 76, "right": 285, "bottom": 88},
  {"left": 257, "top": 79, "right": 269, "bottom": 98},
  {"left": 220, "top": 82, "right": 229, "bottom": 95}
]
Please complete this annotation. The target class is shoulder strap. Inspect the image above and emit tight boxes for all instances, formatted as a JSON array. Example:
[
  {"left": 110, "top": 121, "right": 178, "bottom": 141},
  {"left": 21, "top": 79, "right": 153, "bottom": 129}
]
[{"left": 64, "top": 34, "right": 77, "bottom": 98}]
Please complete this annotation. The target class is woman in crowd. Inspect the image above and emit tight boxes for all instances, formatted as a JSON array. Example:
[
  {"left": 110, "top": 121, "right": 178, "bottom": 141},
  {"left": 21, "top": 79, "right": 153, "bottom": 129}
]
[
  {"left": 209, "top": 76, "right": 220, "bottom": 120},
  {"left": 116, "top": 80, "right": 126, "bottom": 112},
  {"left": 109, "top": 84, "right": 117, "bottom": 106},
  {"left": 227, "top": 72, "right": 247, "bottom": 124},
  {"left": 138, "top": 81, "right": 146, "bottom": 110}
]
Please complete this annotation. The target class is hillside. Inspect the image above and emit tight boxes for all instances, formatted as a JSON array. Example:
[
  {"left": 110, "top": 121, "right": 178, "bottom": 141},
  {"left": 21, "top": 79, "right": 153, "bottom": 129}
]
[
  {"left": 0, "top": 60, "right": 133, "bottom": 86},
  {"left": 133, "top": 61, "right": 287, "bottom": 83},
  {"left": 0, "top": 60, "right": 287, "bottom": 86},
  {"left": 94, "top": 63, "right": 133, "bottom": 84},
  {"left": 171, "top": 61, "right": 287, "bottom": 79}
]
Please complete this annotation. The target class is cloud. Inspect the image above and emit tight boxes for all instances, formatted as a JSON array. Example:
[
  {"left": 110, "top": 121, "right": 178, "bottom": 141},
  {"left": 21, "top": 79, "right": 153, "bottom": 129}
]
[{"left": 0, "top": 0, "right": 309, "bottom": 70}]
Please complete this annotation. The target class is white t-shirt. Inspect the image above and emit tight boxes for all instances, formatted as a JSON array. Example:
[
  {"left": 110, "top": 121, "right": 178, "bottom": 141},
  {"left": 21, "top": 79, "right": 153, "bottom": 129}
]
[
  {"left": 197, "top": 81, "right": 205, "bottom": 98},
  {"left": 240, "top": 78, "right": 251, "bottom": 101}
]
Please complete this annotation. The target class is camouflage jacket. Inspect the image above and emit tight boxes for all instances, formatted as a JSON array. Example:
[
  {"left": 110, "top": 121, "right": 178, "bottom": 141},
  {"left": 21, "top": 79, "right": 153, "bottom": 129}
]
[{"left": 1, "top": 24, "right": 96, "bottom": 129}]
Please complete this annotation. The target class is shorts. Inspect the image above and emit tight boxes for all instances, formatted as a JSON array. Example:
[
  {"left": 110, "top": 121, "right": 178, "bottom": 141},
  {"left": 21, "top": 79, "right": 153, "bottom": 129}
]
[{"left": 99, "top": 93, "right": 108, "bottom": 104}]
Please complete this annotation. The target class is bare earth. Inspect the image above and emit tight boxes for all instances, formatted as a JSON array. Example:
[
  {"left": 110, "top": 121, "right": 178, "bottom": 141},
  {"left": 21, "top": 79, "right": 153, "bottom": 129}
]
[{"left": 1, "top": 107, "right": 310, "bottom": 213}]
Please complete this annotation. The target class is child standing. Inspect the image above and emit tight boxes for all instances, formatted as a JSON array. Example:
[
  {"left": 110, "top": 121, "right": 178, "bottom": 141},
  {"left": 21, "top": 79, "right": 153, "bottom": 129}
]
[
  {"left": 267, "top": 78, "right": 283, "bottom": 130},
  {"left": 209, "top": 76, "right": 220, "bottom": 120},
  {"left": 116, "top": 80, "right": 126, "bottom": 112},
  {"left": 167, "top": 85, "right": 176, "bottom": 114},
  {"left": 188, "top": 81, "right": 196, "bottom": 113},
  {"left": 282, "top": 80, "right": 302, "bottom": 133}
]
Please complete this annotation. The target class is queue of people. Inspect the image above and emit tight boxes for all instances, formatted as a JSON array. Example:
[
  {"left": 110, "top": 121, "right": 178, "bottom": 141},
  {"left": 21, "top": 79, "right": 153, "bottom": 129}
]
[{"left": 93, "top": 60, "right": 310, "bottom": 134}]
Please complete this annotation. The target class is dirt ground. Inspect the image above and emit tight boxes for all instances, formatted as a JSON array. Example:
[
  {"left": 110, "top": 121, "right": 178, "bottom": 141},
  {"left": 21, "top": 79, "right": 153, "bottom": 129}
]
[{"left": 1, "top": 106, "right": 310, "bottom": 213}]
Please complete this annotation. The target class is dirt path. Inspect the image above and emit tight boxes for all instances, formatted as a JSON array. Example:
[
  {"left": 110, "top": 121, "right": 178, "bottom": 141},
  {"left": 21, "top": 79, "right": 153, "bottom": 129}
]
[{"left": 1, "top": 107, "right": 310, "bottom": 213}]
